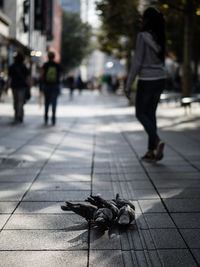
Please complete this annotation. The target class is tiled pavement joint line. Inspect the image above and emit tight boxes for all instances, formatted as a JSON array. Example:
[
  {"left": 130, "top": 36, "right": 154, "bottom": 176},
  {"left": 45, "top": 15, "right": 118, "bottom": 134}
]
[
  {"left": 0, "top": 119, "right": 78, "bottom": 233},
  {"left": 87, "top": 120, "right": 97, "bottom": 267},
  {"left": 160, "top": 115, "right": 200, "bottom": 144},
  {"left": 96, "top": 113, "right": 159, "bottom": 266},
  {"left": 136, "top": 227, "right": 158, "bottom": 267},
  {"left": 3, "top": 128, "right": 50, "bottom": 158},
  {"left": 167, "top": 142, "right": 200, "bottom": 172},
  {"left": 121, "top": 131, "right": 200, "bottom": 267},
  {"left": 90, "top": 123, "right": 97, "bottom": 195},
  {"left": 107, "top": 116, "right": 163, "bottom": 266}
]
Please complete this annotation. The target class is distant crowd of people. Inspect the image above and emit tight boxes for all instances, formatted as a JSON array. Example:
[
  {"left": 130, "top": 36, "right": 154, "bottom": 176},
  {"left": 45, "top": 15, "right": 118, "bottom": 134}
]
[{"left": 0, "top": 50, "right": 123, "bottom": 126}]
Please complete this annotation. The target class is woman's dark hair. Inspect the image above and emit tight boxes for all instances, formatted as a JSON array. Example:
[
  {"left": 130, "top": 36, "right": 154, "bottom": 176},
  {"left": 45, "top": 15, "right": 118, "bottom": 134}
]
[
  {"left": 14, "top": 52, "right": 25, "bottom": 64},
  {"left": 142, "top": 7, "right": 166, "bottom": 61}
]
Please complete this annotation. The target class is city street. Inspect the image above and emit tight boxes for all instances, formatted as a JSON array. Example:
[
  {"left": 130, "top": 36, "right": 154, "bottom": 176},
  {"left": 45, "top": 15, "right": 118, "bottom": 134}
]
[{"left": 0, "top": 88, "right": 200, "bottom": 267}]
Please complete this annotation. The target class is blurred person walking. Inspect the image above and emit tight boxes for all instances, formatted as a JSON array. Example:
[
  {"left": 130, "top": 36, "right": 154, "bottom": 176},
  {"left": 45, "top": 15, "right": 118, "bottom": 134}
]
[
  {"left": 39, "top": 51, "right": 62, "bottom": 126},
  {"left": 125, "top": 7, "right": 166, "bottom": 162},
  {"left": 5, "top": 52, "right": 31, "bottom": 124},
  {"left": 76, "top": 75, "right": 83, "bottom": 94},
  {"left": 66, "top": 74, "right": 75, "bottom": 100}
]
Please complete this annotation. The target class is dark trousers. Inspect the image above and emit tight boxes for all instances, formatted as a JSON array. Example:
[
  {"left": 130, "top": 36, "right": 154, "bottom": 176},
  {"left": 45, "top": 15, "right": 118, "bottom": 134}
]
[
  {"left": 135, "top": 79, "right": 165, "bottom": 150},
  {"left": 44, "top": 84, "right": 59, "bottom": 123},
  {"left": 12, "top": 88, "right": 26, "bottom": 122}
]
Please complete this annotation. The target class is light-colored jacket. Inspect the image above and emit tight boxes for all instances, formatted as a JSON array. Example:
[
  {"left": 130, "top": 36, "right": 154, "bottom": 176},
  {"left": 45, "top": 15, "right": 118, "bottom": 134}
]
[{"left": 126, "top": 31, "right": 166, "bottom": 91}]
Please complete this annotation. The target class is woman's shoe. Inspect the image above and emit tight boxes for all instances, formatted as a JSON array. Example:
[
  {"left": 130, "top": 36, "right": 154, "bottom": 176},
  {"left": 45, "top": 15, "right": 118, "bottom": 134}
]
[
  {"left": 141, "top": 151, "right": 155, "bottom": 163},
  {"left": 155, "top": 142, "right": 165, "bottom": 161}
]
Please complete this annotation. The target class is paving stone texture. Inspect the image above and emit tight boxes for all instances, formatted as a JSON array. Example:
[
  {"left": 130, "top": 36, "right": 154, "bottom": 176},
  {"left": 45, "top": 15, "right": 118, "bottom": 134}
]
[{"left": 0, "top": 89, "right": 200, "bottom": 266}]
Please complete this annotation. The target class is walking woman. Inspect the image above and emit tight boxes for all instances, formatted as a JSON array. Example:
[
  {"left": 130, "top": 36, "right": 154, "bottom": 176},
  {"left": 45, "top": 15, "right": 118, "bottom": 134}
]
[{"left": 125, "top": 7, "right": 166, "bottom": 162}]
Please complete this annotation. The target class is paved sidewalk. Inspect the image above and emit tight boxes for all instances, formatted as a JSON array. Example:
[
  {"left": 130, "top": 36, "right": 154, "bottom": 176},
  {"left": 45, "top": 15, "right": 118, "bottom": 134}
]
[{"left": 0, "top": 89, "right": 200, "bottom": 267}]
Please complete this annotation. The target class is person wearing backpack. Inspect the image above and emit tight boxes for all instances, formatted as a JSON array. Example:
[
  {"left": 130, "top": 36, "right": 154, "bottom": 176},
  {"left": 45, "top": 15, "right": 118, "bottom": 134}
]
[
  {"left": 5, "top": 52, "right": 31, "bottom": 124},
  {"left": 39, "top": 51, "right": 62, "bottom": 125}
]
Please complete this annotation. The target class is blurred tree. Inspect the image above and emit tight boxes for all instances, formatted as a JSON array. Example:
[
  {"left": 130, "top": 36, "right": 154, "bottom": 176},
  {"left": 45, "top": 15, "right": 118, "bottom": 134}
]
[
  {"left": 95, "top": 0, "right": 140, "bottom": 71},
  {"left": 155, "top": 0, "right": 200, "bottom": 97},
  {"left": 61, "top": 11, "right": 92, "bottom": 71},
  {"left": 96, "top": 0, "right": 200, "bottom": 96}
]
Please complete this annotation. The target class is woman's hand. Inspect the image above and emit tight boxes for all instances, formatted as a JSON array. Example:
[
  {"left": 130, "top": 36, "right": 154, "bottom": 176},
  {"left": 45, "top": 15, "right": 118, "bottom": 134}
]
[{"left": 124, "top": 89, "right": 131, "bottom": 100}]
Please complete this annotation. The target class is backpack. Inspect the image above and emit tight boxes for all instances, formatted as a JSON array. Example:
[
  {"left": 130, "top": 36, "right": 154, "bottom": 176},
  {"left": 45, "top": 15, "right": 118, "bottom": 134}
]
[{"left": 46, "top": 66, "right": 57, "bottom": 83}]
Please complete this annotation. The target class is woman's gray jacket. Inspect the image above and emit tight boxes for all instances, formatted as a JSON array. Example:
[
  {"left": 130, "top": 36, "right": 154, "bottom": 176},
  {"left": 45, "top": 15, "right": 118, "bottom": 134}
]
[{"left": 126, "top": 31, "right": 166, "bottom": 91}]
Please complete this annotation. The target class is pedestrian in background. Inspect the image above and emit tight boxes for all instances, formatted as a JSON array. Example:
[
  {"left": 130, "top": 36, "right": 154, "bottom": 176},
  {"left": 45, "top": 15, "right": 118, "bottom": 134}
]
[
  {"left": 39, "top": 51, "right": 62, "bottom": 126},
  {"left": 125, "top": 7, "right": 166, "bottom": 162},
  {"left": 76, "top": 75, "right": 83, "bottom": 94},
  {"left": 66, "top": 74, "right": 75, "bottom": 100},
  {"left": 5, "top": 52, "right": 31, "bottom": 124}
]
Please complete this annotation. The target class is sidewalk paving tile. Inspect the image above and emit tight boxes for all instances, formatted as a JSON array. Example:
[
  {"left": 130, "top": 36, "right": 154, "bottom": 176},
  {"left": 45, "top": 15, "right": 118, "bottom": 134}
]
[
  {"left": 92, "top": 188, "right": 160, "bottom": 200},
  {"left": 0, "top": 230, "right": 88, "bottom": 250},
  {"left": 145, "top": 164, "right": 197, "bottom": 173},
  {"left": 41, "top": 168, "right": 91, "bottom": 175},
  {"left": 37, "top": 173, "right": 91, "bottom": 182},
  {"left": 164, "top": 199, "right": 200, "bottom": 212},
  {"left": 89, "top": 250, "right": 124, "bottom": 267},
  {"left": 171, "top": 213, "right": 200, "bottom": 228},
  {"left": 138, "top": 199, "right": 166, "bottom": 213},
  {"left": 180, "top": 229, "right": 200, "bottom": 248},
  {"left": 0, "top": 214, "right": 9, "bottom": 229},
  {"left": 0, "top": 174, "right": 37, "bottom": 183},
  {"left": 15, "top": 201, "right": 67, "bottom": 214},
  {"left": 90, "top": 228, "right": 121, "bottom": 250},
  {"left": 149, "top": 172, "right": 200, "bottom": 180},
  {"left": 23, "top": 190, "right": 91, "bottom": 201},
  {"left": 0, "top": 191, "right": 25, "bottom": 201},
  {"left": 0, "top": 202, "right": 18, "bottom": 213},
  {"left": 30, "top": 181, "right": 91, "bottom": 191},
  {"left": 157, "top": 249, "right": 198, "bottom": 267},
  {"left": 0, "top": 251, "right": 88, "bottom": 267},
  {"left": 0, "top": 91, "right": 200, "bottom": 266},
  {"left": 149, "top": 229, "right": 186, "bottom": 249},
  {"left": 93, "top": 172, "right": 148, "bottom": 182},
  {"left": 4, "top": 214, "right": 86, "bottom": 230},
  {"left": 120, "top": 226, "right": 150, "bottom": 250},
  {"left": 159, "top": 188, "right": 200, "bottom": 199},
  {"left": 192, "top": 249, "right": 200, "bottom": 265},
  {"left": 143, "top": 213, "right": 176, "bottom": 229},
  {"left": 0, "top": 182, "right": 31, "bottom": 191},
  {"left": 151, "top": 178, "right": 200, "bottom": 188}
]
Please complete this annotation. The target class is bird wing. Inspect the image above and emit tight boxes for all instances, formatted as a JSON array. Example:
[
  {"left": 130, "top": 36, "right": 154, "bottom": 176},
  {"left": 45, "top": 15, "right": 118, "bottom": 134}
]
[{"left": 61, "top": 202, "right": 97, "bottom": 221}]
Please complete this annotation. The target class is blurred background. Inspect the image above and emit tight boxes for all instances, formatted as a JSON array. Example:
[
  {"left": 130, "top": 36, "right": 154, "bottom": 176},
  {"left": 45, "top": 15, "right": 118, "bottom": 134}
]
[{"left": 0, "top": 0, "right": 199, "bottom": 99}]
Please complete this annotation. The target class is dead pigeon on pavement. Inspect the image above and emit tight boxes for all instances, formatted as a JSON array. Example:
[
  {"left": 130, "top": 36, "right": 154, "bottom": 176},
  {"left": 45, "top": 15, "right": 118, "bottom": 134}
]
[
  {"left": 94, "top": 207, "right": 114, "bottom": 225},
  {"left": 113, "top": 193, "right": 135, "bottom": 210},
  {"left": 117, "top": 204, "right": 135, "bottom": 225},
  {"left": 61, "top": 202, "right": 97, "bottom": 222},
  {"left": 61, "top": 193, "right": 135, "bottom": 227},
  {"left": 86, "top": 195, "right": 119, "bottom": 219}
]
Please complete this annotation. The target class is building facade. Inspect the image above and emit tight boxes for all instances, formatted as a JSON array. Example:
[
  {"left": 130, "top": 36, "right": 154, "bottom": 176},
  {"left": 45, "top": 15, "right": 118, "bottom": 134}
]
[
  {"left": 48, "top": 0, "right": 62, "bottom": 62},
  {"left": 0, "top": 3, "right": 10, "bottom": 73},
  {"left": 0, "top": 0, "right": 62, "bottom": 76},
  {"left": 3, "top": 0, "right": 47, "bottom": 66}
]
